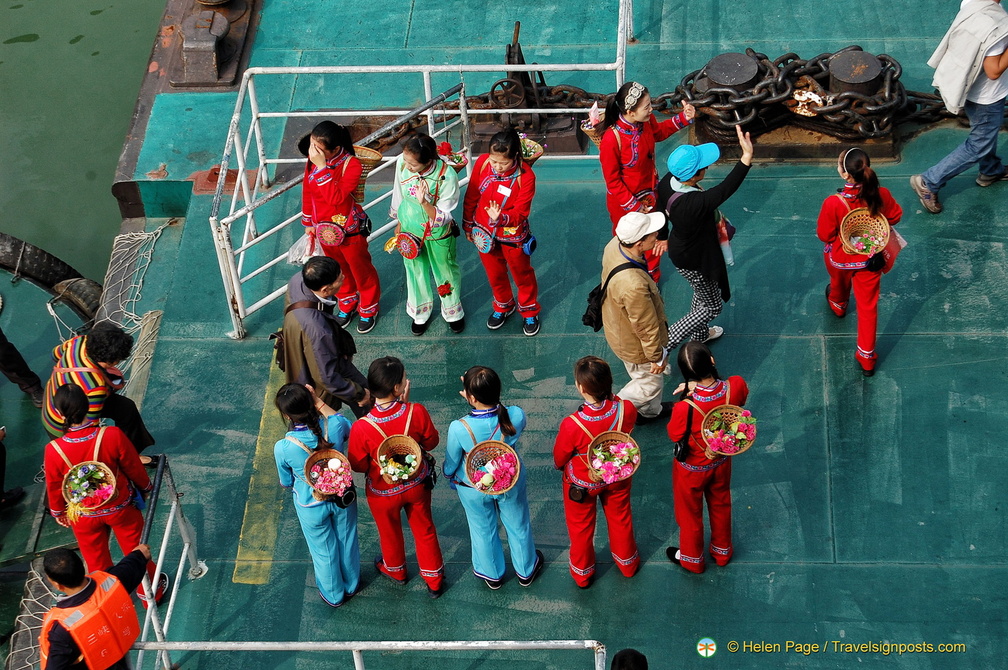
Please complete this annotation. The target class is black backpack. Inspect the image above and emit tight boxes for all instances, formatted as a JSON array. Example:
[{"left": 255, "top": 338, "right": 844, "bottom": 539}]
[{"left": 581, "top": 262, "right": 638, "bottom": 332}]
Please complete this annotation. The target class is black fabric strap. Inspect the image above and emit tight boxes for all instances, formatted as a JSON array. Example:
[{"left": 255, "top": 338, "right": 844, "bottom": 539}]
[{"left": 600, "top": 262, "right": 639, "bottom": 300}]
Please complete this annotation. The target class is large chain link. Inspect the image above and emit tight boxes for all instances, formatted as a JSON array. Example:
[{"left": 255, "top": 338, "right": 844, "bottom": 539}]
[{"left": 362, "top": 47, "right": 954, "bottom": 148}]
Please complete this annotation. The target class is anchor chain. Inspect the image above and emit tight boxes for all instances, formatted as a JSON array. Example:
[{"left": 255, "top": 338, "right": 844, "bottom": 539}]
[{"left": 359, "top": 47, "right": 954, "bottom": 149}]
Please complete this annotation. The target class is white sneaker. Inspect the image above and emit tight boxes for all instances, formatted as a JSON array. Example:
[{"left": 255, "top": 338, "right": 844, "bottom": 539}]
[{"left": 705, "top": 326, "right": 724, "bottom": 342}]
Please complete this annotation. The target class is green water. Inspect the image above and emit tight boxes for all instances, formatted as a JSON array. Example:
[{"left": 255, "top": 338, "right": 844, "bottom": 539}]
[{"left": 0, "top": 0, "right": 164, "bottom": 281}]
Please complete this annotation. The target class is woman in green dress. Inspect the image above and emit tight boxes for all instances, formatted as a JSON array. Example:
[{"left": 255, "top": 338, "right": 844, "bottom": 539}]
[{"left": 390, "top": 132, "right": 465, "bottom": 335}]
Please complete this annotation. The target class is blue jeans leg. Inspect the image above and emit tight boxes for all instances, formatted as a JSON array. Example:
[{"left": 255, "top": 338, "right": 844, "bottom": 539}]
[{"left": 921, "top": 98, "right": 1006, "bottom": 191}]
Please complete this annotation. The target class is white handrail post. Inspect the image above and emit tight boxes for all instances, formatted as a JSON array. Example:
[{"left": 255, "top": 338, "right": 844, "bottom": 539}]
[
  {"left": 352, "top": 649, "right": 366, "bottom": 670},
  {"left": 248, "top": 77, "right": 270, "bottom": 189},
  {"left": 423, "top": 70, "right": 435, "bottom": 135},
  {"left": 616, "top": 0, "right": 630, "bottom": 87},
  {"left": 459, "top": 77, "right": 472, "bottom": 180}
]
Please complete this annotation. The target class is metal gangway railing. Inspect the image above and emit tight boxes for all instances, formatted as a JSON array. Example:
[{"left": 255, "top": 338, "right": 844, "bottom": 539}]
[
  {"left": 133, "top": 639, "right": 608, "bottom": 670},
  {"left": 133, "top": 455, "right": 209, "bottom": 670},
  {"left": 207, "top": 0, "right": 632, "bottom": 338}
]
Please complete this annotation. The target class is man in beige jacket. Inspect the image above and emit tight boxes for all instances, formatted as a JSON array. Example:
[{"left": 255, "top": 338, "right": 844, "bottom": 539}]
[{"left": 601, "top": 212, "right": 671, "bottom": 423}]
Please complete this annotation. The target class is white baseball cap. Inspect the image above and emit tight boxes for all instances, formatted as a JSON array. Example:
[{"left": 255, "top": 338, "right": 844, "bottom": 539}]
[{"left": 615, "top": 211, "right": 666, "bottom": 244}]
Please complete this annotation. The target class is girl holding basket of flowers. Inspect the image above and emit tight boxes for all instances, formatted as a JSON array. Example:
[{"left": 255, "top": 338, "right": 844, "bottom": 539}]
[
  {"left": 389, "top": 132, "right": 465, "bottom": 335},
  {"left": 461, "top": 129, "right": 542, "bottom": 336},
  {"left": 444, "top": 366, "right": 544, "bottom": 589},
  {"left": 44, "top": 384, "right": 167, "bottom": 604},
  {"left": 598, "top": 81, "right": 695, "bottom": 280},
  {"left": 817, "top": 148, "right": 903, "bottom": 376},
  {"left": 273, "top": 383, "right": 360, "bottom": 607},
  {"left": 665, "top": 342, "right": 749, "bottom": 574},
  {"left": 300, "top": 121, "right": 381, "bottom": 334},
  {"left": 348, "top": 356, "right": 446, "bottom": 598},
  {"left": 552, "top": 356, "right": 640, "bottom": 588}
]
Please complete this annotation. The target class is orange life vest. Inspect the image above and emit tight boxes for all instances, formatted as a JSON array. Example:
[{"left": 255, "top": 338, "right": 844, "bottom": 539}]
[{"left": 39, "top": 570, "right": 140, "bottom": 670}]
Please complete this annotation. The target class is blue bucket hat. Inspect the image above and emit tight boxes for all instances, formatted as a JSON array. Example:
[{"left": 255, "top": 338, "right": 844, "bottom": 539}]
[{"left": 667, "top": 143, "right": 720, "bottom": 181}]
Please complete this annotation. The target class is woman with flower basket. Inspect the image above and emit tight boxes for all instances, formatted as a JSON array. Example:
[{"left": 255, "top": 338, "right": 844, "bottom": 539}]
[
  {"left": 665, "top": 342, "right": 749, "bottom": 574},
  {"left": 444, "top": 366, "right": 543, "bottom": 589},
  {"left": 300, "top": 121, "right": 382, "bottom": 334},
  {"left": 348, "top": 357, "right": 445, "bottom": 598},
  {"left": 43, "top": 384, "right": 167, "bottom": 604},
  {"left": 817, "top": 148, "right": 903, "bottom": 376},
  {"left": 389, "top": 132, "right": 465, "bottom": 335},
  {"left": 273, "top": 383, "right": 360, "bottom": 607},
  {"left": 461, "top": 129, "right": 542, "bottom": 336},
  {"left": 598, "top": 81, "right": 695, "bottom": 280},
  {"left": 552, "top": 356, "right": 640, "bottom": 588}
]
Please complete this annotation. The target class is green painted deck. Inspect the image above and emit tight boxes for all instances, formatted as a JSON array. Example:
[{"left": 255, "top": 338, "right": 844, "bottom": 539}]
[{"left": 3, "top": 0, "right": 1008, "bottom": 667}]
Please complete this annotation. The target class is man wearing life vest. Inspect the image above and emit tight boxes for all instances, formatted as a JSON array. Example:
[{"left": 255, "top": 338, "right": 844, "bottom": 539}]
[{"left": 39, "top": 545, "right": 152, "bottom": 670}]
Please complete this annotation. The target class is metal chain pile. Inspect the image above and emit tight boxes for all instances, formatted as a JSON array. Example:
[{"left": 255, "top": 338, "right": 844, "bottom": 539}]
[{"left": 362, "top": 47, "right": 952, "bottom": 148}]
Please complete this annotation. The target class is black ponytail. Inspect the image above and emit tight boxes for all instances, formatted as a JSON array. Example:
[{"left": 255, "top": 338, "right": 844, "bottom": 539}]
[
  {"left": 462, "top": 366, "right": 517, "bottom": 437},
  {"left": 676, "top": 342, "right": 721, "bottom": 398},
  {"left": 275, "top": 383, "right": 331, "bottom": 450},
  {"left": 842, "top": 148, "right": 883, "bottom": 217}
]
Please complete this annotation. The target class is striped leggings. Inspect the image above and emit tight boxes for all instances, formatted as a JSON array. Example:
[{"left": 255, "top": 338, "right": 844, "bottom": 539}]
[{"left": 668, "top": 268, "right": 722, "bottom": 349}]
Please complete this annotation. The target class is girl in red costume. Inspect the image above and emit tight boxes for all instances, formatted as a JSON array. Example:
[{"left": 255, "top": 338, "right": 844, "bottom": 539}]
[
  {"left": 665, "top": 342, "right": 748, "bottom": 574},
  {"left": 300, "top": 121, "right": 381, "bottom": 334},
  {"left": 347, "top": 356, "right": 445, "bottom": 598},
  {"left": 462, "top": 129, "right": 541, "bottom": 336},
  {"left": 817, "top": 148, "right": 902, "bottom": 376},
  {"left": 553, "top": 356, "right": 639, "bottom": 588},
  {"left": 599, "top": 81, "right": 695, "bottom": 279},
  {"left": 44, "top": 384, "right": 167, "bottom": 602}
]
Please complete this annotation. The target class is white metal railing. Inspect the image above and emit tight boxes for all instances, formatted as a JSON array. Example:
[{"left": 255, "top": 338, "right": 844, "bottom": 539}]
[
  {"left": 207, "top": 0, "right": 632, "bottom": 338},
  {"left": 134, "top": 455, "right": 209, "bottom": 670},
  {"left": 133, "top": 639, "right": 607, "bottom": 670}
]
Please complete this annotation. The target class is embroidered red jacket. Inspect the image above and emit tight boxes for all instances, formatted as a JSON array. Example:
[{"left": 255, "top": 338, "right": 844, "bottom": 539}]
[
  {"left": 600, "top": 112, "right": 691, "bottom": 220},
  {"left": 301, "top": 152, "right": 366, "bottom": 233},
  {"left": 817, "top": 184, "right": 902, "bottom": 270},
  {"left": 347, "top": 401, "right": 439, "bottom": 494},
  {"left": 553, "top": 397, "right": 637, "bottom": 489},
  {"left": 462, "top": 154, "right": 536, "bottom": 243}
]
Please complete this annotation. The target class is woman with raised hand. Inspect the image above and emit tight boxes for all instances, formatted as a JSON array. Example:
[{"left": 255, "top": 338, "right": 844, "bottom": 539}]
[
  {"left": 462, "top": 129, "right": 541, "bottom": 336},
  {"left": 599, "top": 81, "right": 695, "bottom": 280},
  {"left": 389, "top": 132, "right": 464, "bottom": 335},
  {"left": 300, "top": 121, "right": 381, "bottom": 334}
]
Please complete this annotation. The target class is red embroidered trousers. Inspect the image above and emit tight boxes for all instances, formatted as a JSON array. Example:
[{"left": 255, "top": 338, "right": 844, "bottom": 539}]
[
  {"left": 366, "top": 484, "right": 444, "bottom": 590},
  {"left": 672, "top": 458, "right": 733, "bottom": 573},
  {"left": 562, "top": 480, "right": 639, "bottom": 586},
  {"left": 322, "top": 234, "right": 381, "bottom": 317},
  {"left": 477, "top": 243, "right": 540, "bottom": 316},
  {"left": 72, "top": 504, "right": 156, "bottom": 596},
  {"left": 824, "top": 253, "right": 880, "bottom": 370}
]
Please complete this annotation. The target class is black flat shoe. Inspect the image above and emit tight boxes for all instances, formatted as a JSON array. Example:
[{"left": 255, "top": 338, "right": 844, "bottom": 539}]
[
  {"left": 411, "top": 320, "right": 431, "bottom": 336},
  {"left": 665, "top": 546, "right": 682, "bottom": 567},
  {"left": 0, "top": 487, "right": 25, "bottom": 509},
  {"left": 449, "top": 317, "right": 466, "bottom": 334},
  {"left": 517, "top": 549, "right": 545, "bottom": 587}
]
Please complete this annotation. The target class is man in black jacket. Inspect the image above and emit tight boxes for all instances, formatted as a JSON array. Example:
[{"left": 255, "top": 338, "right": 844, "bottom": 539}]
[{"left": 282, "top": 256, "right": 371, "bottom": 417}]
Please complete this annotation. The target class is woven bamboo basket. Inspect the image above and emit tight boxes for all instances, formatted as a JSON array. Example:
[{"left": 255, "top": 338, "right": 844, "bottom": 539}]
[
  {"left": 520, "top": 138, "right": 544, "bottom": 166},
  {"left": 62, "top": 461, "right": 117, "bottom": 522},
  {"left": 839, "top": 207, "right": 889, "bottom": 255},
  {"left": 352, "top": 145, "right": 383, "bottom": 203},
  {"left": 580, "top": 111, "right": 606, "bottom": 149},
  {"left": 444, "top": 154, "right": 468, "bottom": 173},
  {"left": 376, "top": 434, "right": 422, "bottom": 484},
  {"left": 700, "top": 405, "right": 756, "bottom": 456},
  {"left": 465, "top": 440, "right": 521, "bottom": 495},
  {"left": 304, "top": 449, "right": 353, "bottom": 500},
  {"left": 583, "top": 431, "right": 640, "bottom": 483}
]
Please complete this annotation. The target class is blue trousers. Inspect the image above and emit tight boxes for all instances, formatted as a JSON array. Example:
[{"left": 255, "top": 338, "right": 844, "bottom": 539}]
[
  {"left": 455, "top": 473, "right": 537, "bottom": 580},
  {"left": 921, "top": 98, "right": 1007, "bottom": 191},
  {"left": 293, "top": 499, "right": 361, "bottom": 605}
]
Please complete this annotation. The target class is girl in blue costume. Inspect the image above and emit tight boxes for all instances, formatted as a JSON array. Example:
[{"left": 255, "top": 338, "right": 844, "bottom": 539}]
[
  {"left": 273, "top": 383, "right": 360, "bottom": 606},
  {"left": 444, "top": 366, "right": 544, "bottom": 589}
]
